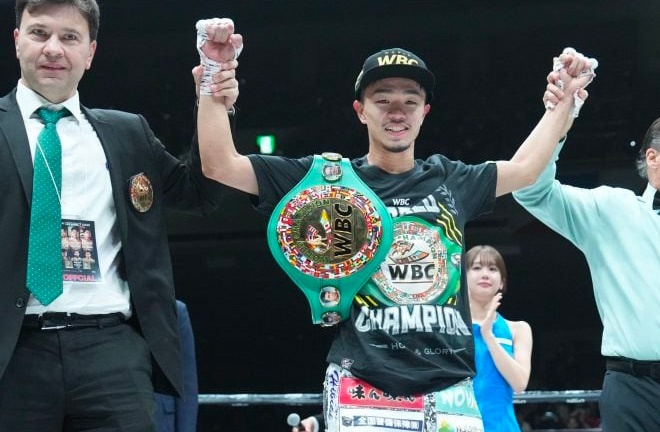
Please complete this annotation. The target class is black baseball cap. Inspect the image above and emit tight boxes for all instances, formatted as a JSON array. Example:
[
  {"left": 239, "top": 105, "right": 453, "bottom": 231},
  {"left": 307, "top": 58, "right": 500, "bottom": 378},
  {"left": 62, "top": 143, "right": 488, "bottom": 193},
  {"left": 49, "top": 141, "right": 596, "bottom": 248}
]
[{"left": 354, "top": 48, "right": 435, "bottom": 102}]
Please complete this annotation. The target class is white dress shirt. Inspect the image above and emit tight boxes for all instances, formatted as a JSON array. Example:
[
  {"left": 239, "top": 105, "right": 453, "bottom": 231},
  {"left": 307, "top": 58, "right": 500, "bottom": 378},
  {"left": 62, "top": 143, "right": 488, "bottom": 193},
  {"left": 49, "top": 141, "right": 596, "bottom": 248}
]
[{"left": 17, "top": 81, "right": 131, "bottom": 317}]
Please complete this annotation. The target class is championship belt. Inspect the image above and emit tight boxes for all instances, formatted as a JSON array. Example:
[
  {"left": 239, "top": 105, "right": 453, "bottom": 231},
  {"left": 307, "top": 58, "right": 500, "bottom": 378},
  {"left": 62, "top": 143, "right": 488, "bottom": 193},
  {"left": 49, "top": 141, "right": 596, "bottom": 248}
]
[
  {"left": 267, "top": 152, "right": 393, "bottom": 326},
  {"left": 366, "top": 216, "right": 462, "bottom": 306}
]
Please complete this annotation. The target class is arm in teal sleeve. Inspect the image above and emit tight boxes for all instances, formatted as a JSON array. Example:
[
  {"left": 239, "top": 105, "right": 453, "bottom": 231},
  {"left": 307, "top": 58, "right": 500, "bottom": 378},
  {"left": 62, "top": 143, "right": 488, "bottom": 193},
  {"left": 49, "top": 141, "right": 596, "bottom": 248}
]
[{"left": 512, "top": 138, "right": 600, "bottom": 247}]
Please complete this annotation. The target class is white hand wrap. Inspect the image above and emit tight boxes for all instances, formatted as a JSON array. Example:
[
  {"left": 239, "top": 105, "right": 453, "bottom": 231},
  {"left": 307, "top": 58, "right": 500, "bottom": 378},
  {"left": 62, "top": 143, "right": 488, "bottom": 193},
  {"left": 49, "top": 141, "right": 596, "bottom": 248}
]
[
  {"left": 546, "top": 47, "right": 598, "bottom": 117},
  {"left": 196, "top": 18, "right": 243, "bottom": 96}
]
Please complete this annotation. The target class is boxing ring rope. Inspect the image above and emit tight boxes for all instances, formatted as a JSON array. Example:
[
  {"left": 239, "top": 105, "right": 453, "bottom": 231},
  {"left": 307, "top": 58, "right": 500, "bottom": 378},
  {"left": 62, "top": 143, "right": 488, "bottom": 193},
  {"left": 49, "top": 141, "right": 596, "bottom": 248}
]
[{"left": 197, "top": 390, "right": 601, "bottom": 406}]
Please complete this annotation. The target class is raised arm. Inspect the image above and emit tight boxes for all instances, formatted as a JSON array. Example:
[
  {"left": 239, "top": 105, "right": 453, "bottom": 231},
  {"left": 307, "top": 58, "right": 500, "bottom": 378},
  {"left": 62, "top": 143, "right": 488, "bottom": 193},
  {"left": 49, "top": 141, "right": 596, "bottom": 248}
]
[
  {"left": 494, "top": 48, "right": 597, "bottom": 196},
  {"left": 194, "top": 18, "right": 259, "bottom": 195}
]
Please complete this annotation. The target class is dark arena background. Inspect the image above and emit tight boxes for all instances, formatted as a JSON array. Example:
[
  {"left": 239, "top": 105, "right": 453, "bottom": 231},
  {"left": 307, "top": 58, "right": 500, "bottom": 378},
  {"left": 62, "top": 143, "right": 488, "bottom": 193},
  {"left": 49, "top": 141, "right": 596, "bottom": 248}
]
[{"left": 1, "top": 0, "right": 659, "bottom": 430}]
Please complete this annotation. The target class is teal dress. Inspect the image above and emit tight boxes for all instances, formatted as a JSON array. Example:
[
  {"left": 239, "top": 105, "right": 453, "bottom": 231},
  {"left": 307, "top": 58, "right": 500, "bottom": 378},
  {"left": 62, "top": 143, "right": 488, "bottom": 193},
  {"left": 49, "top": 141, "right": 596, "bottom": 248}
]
[{"left": 473, "top": 314, "right": 521, "bottom": 432}]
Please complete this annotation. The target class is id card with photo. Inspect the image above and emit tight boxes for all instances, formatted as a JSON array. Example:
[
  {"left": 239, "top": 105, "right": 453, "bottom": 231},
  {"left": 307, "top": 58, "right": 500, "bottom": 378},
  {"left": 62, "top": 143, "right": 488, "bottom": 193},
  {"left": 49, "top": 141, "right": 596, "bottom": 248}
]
[{"left": 61, "top": 219, "right": 102, "bottom": 283}]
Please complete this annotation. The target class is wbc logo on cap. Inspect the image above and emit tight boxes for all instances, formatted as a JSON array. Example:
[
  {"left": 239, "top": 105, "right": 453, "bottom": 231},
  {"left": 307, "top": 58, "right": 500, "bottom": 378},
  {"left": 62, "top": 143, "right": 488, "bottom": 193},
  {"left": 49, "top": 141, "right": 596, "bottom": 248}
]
[
  {"left": 355, "top": 47, "right": 434, "bottom": 102},
  {"left": 376, "top": 53, "right": 420, "bottom": 67}
]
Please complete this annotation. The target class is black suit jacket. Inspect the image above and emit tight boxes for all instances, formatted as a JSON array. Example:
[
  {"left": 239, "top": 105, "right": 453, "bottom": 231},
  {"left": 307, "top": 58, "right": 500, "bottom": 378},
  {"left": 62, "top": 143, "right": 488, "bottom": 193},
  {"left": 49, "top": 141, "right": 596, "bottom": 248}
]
[{"left": 0, "top": 89, "right": 224, "bottom": 395}]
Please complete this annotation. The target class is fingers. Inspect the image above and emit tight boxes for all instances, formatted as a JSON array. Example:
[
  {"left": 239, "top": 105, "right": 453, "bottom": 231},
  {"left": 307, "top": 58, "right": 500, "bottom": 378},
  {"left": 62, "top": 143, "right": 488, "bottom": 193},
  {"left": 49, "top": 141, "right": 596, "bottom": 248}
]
[
  {"left": 230, "top": 33, "right": 243, "bottom": 46},
  {"left": 561, "top": 54, "right": 587, "bottom": 77},
  {"left": 219, "top": 59, "right": 239, "bottom": 71},
  {"left": 203, "top": 18, "right": 235, "bottom": 43},
  {"left": 550, "top": 50, "right": 595, "bottom": 117},
  {"left": 555, "top": 47, "right": 597, "bottom": 83},
  {"left": 573, "top": 71, "right": 595, "bottom": 88},
  {"left": 196, "top": 62, "right": 237, "bottom": 90},
  {"left": 544, "top": 81, "right": 564, "bottom": 105},
  {"left": 558, "top": 67, "right": 592, "bottom": 94},
  {"left": 192, "top": 65, "right": 203, "bottom": 84},
  {"left": 210, "top": 70, "right": 239, "bottom": 108},
  {"left": 229, "top": 33, "right": 244, "bottom": 59},
  {"left": 301, "top": 417, "right": 317, "bottom": 432},
  {"left": 191, "top": 65, "right": 203, "bottom": 97},
  {"left": 578, "top": 88, "right": 588, "bottom": 101},
  {"left": 487, "top": 293, "right": 502, "bottom": 314},
  {"left": 544, "top": 71, "right": 563, "bottom": 108},
  {"left": 203, "top": 19, "right": 244, "bottom": 60},
  {"left": 196, "top": 64, "right": 239, "bottom": 106},
  {"left": 557, "top": 47, "right": 588, "bottom": 77},
  {"left": 210, "top": 70, "right": 237, "bottom": 92}
]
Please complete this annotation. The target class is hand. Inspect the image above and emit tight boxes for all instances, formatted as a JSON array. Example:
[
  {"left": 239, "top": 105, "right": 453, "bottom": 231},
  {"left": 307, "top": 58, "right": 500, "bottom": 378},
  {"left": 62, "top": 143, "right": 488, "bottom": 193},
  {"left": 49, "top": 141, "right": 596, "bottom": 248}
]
[
  {"left": 555, "top": 48, "right": 597, "bottom": 79},
  {"left": 543, "top": 47, "right": 597, "bottom": 117},
  {"left": 292, "top": 416, "right": 318, "bottom": 432},
  {"left": 196, "top": 18, "right": 244, "bottom": 63},
  {"left": 480, "top": 292, "right": 502, "bottom": 338},
  {"left": 543, "top": 70, "right": 589, "bottom": 110},
  {"left": 194, "top": 18, "right": 242, "bottom": 110},
  {"left": 192, "top": 61, "right": 239, "bottom": 110},
  {"left": 195, "top": 18, "right": 244, "bottom": 98}
]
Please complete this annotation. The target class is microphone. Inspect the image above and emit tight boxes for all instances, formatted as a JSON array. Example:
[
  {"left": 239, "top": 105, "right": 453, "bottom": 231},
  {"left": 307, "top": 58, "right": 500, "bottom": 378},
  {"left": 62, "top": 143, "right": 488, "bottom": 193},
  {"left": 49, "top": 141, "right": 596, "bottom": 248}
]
[{"left": 287, "top": 413, "right": 306, "bottom": 431}]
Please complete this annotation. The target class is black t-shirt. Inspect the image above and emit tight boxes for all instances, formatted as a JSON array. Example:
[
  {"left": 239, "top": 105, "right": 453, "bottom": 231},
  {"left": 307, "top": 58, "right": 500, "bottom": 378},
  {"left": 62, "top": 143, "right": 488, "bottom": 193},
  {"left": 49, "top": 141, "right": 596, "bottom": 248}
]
[{"left": 249, "top": 153, "right": 497, "bottom": 396}]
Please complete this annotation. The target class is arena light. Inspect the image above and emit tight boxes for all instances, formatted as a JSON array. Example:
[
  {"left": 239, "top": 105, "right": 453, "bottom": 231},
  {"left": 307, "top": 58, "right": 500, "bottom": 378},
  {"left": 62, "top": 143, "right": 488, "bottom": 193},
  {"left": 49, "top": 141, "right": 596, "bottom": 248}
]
[{"left": 256, "top": 134, "right": 276, "bottom": 154}]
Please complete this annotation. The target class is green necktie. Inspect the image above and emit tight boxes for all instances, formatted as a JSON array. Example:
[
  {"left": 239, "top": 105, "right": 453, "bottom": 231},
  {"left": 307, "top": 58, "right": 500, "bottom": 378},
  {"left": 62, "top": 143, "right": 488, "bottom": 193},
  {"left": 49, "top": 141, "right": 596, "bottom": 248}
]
[{"left": 26, "top": 107, "right": 69, "bottom": 305}]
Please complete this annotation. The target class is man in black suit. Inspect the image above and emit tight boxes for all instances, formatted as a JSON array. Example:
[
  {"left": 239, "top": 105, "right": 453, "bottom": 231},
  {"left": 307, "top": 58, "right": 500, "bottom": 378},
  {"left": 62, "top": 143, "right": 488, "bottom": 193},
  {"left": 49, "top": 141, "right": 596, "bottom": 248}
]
[{"left": 0, "top": 1, "right": 239, "bottom": 431}]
